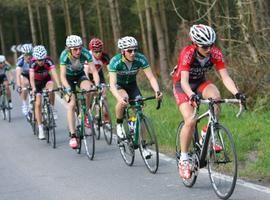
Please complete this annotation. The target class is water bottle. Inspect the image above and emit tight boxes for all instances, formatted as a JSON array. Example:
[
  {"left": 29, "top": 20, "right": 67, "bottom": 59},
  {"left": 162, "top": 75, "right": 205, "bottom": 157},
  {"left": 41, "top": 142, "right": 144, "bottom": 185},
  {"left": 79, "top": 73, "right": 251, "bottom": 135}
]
[
  {"left": 200, "top": 125, "right": 208, "bottom": 144},
  {"left": 128, "top": 116, "right": 136, "bottom": 133}
]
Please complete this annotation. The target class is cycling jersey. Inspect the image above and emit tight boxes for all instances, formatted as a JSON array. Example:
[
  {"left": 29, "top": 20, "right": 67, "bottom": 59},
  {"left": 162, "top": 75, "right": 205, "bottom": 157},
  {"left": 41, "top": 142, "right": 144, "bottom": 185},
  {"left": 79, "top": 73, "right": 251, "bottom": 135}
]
[
  {"left": 89, "top": 51, "right": 110, "bottom": 72},
  {"left": 16, "top": 55, "right": 31, "bottom": 75},
  {"left": 173, "top": 44, "right": 225, "bottom": 85},
  {"left": 29, "top": 57, "right": 55, "bottom": 81},
  {"left": 0, "top": 63, "right": 11, "bottom": 84},
  {"left": 109, "top": 53, "right": 149, "bottom": 85},
  {"left": 60, "top": 47, "right": 92, "bottom": 76}
]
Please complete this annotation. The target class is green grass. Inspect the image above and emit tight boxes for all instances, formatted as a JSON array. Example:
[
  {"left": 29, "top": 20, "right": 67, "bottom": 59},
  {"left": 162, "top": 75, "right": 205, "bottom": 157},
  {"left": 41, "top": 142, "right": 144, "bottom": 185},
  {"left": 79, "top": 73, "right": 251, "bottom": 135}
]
[{"left": 106, "top": 89, "right": 270, "bottom": 184}]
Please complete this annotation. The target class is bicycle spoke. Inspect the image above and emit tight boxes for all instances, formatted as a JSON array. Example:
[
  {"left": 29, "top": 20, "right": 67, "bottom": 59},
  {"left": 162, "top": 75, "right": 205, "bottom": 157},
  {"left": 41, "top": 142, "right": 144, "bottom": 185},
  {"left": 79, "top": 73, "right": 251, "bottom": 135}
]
[
  {"left": 83, "top": 111, "right": 95, "bottom": 160},
  {"left": 207, "top": 124, "right": 237, "bottom": 199},
  {"left": 102, "top": 103, "right": 112, "bottom": 145}
]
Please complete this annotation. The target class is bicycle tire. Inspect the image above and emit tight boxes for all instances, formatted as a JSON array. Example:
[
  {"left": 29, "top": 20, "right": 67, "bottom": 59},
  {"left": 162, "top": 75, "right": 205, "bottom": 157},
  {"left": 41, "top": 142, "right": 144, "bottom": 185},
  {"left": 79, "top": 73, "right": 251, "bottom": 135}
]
[
  {"left": 47, "top": 105, "right": 56, "bottom": 148},
  {"left": 207, "top": 124, "right": 237, "bottom": 200},
  {"left": 1, "top": 97, "right": 6, "bottom": 120},
  {"left": 101, "top": 102, "right": 112, "bottom": 145},
  {"left": 138, "top": 115, "right": 159, "bottom": 173},
  {"left": 119, "top": 117, "right": 135, "bottom": 166},
  {"left": 92, "top": 100, "right": 101, "bottom": 140},
  {"left": 7, "top": 107, "right": 11, "bottom": 122},
  {"left": 83, "top": 111, "right": 95, "bottom": 160},
  {"left": 175, "top": 121, "right": 199, "bottom": 187}
]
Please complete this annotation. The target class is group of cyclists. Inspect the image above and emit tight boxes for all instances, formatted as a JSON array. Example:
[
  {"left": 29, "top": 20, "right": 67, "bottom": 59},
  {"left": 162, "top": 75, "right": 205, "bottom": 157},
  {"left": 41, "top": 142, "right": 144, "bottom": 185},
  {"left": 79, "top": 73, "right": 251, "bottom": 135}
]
[{"left": 0, "top": 24, "right": 246, "bottom": 181}]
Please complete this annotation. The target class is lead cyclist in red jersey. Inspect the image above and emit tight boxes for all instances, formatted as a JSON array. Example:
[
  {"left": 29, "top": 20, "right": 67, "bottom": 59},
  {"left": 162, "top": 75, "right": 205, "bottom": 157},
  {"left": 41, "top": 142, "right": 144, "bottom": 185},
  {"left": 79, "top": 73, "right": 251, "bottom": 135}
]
[{"left": 172, "top": 24, "right": 246, "bottom": 180}]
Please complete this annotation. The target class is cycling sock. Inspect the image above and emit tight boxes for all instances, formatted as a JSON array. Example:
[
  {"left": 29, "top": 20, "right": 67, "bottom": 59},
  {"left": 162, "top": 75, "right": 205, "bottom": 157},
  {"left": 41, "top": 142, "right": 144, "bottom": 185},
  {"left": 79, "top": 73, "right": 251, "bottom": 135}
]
[
  {"left": 116, "top": 118, "right": 123, "bottom": 124},
  {"left": 180, "top": 152, "right": 189, "bottom": 161}
]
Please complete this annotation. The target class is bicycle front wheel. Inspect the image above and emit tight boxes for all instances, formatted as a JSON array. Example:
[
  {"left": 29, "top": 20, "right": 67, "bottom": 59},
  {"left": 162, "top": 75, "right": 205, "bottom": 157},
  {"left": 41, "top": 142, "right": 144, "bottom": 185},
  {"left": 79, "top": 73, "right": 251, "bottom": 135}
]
[
  {"left": 47, "top": 106, "right": 56, "bottom": 148},
  {"left": 101, "top": 102, "right": 112, "bottom": 145},
  {"left": 175, "top": 121, "right": 199, "bottom": 187},
  {"left": 92, "top": 101, "right": 101, "bottom": 140},
  {"left": 119, "top": 118, "right": 135, "bottom": 166},
  {"left": 139, "top": 115, "right": 159, "bottom": 174},
  {"left": 83, "top": 111, "right": 95, "bottom": 160},
  {"left": 207, "top": 124, "right": 237, "bottom": 200}
]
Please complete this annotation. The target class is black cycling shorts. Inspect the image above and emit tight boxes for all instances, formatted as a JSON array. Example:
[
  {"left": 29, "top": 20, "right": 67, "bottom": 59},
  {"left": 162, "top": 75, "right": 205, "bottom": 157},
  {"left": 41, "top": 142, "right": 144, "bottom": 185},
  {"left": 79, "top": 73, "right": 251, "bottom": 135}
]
[{"left": 117, "top": 81, "right": 142, "bottom": 101}]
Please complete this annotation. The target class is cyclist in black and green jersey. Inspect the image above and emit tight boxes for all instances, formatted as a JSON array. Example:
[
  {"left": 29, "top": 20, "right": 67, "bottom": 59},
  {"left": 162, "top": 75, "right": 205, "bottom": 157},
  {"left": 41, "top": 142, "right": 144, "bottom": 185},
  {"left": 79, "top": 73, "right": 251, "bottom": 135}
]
[
  {"left": 60, "top": 35, "right": 100, "bottom": 149},
  {"left": 109, "top": 36, "right": 163, "bottom": 143}
]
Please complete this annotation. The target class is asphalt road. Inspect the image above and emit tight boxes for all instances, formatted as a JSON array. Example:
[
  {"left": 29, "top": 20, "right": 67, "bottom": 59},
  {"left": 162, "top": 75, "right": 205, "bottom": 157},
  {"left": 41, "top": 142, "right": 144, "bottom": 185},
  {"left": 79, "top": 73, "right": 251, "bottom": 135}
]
[{"left": 0, "top": 92, "right": 270, "bottom": 200}]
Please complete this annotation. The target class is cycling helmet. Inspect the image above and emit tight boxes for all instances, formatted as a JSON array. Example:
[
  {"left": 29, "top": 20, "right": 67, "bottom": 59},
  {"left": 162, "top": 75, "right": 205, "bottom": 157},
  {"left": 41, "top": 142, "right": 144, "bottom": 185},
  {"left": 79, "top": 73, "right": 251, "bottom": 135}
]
[
  {"left": 33, "top": 45, "right": 47, "bottom": 60},
  {"left": 189, "top": 24, "right": 216, "bottom": 46},
  {"left": 21, "top": 43, "right": 33, "bottom": 54},
  {"left": 117, "top": 36, "right": 138, "bottom": 50},
  {"left": 66, "top": 35, "right": 83, "bottom": 48},
  {"left": 0, "top": 55, "right": 6, "bottom": 63},
  {"left": 89, "top": 38, "right": 104, "bottom": 51}
]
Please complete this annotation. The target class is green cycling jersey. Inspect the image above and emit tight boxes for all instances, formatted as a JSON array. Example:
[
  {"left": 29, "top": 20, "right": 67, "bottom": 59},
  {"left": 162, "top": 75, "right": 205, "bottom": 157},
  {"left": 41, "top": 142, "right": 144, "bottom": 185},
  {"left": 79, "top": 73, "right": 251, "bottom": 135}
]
[
  {"left": 109, "top": 52, "right": 149, "bottom": 85},
  {"left": 60, "top": 47, "right": 92, "bottom": 76}
]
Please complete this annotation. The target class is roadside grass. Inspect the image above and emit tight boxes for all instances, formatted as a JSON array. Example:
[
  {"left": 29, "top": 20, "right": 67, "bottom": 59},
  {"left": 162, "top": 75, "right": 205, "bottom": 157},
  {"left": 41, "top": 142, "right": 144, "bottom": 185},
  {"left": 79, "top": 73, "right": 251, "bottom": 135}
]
[{"left": 107, "top": 89, "right": 270, "bottom": 184}]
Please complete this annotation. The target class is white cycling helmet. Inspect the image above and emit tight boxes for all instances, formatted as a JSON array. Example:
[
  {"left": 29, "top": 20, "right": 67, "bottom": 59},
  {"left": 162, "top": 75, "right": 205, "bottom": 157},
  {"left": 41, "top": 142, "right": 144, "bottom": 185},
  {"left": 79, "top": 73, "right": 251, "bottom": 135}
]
[
  {"left": 21, "top": 43, "right": 33, "bottom": 54},
  {"left": 117, "top": 36, "right": 138, "bottom": 50},
  {"left": 189, "top": 24, "right": 216, "bottom": 46},
  {"left": 66, "top": 35, "right": 83, "bottom": 48},
  {"left": 0, "top": 55, "right": 6, "bottom": 63},
  {"left": 33, "top": 45, "right": 47, "bottom": 60}
]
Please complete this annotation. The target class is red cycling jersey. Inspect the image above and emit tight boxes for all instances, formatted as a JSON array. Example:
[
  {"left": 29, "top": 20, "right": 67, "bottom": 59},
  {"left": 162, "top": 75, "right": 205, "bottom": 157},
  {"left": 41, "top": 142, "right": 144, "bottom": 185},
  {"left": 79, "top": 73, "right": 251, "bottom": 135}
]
[
  {"left": 30, "top": 57, "right": 55, "bottom": 81},
  {"left": 173, "top": 44, "right": 225, "bottom": 85}
]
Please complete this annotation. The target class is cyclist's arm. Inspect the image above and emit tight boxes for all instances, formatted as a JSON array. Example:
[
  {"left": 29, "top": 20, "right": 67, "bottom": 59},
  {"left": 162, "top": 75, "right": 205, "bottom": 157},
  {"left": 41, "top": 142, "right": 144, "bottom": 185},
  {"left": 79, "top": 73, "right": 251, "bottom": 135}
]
[
  {"left": 49, "top": 68, "right": 61, "bottom": 88},
  {"left": 16, "top": 67, "right": 22, "bottom": 87},
  {"left": 29, "top": 70, "right": 36, "bottom": 91},
  {"left": 109, "top": 72, "right": 122, "bottom": 100},
  {"left": 218, "top": 68, "right": 239, "bottom": 95},
  {"left": 88, "top": 62, "right": 100, "bottom": 86},
  {"left": 143, "top": 67, "right": 160, "bottom": 93},
  {"left": 60, "top": 65, "right": 70, "bottom": 89},
  {"left": 181, "top": 71, "right": 195, "bottom": 97}
]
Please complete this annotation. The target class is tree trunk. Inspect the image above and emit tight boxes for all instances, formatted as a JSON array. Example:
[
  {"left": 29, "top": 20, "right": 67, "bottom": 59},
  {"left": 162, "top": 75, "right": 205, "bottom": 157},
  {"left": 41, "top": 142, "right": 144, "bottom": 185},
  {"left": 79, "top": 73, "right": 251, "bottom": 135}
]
[
  {"left": 159, "top": 0, "right": 170, "bottom": 60},
  {"left": 79, "top": 0, "right": 87, "bottom": 45},
  {"left": 152, "top": 1, "right": 170, "bottom": 90},
  {"left": 0, "top": 18, "right": 5, "bottom": 55},
  {"left": 115, "top": 0, "right": 122, "bottom": 34},
  {"left": 46, "top": 0, "right": 57, "bottom": 62},
  {"left": 27, "top": 0, "right": 37, "bottom": 45},
  {"left": 62, "top": 0, "right": 72, "bottom": 36},
  {"left": 225, "top": 0, "right": 232, "bottom": 61},
  {"left": 13, "top": 15, "right": 20, "bottom": 44},
  {"left": 145, "top": 0, "right": 155, "bottom": 68},
  {"left": 136, "top": 0, "right": 148, "bottom": 56},
  {"left": 108, "top": 0, "right": 120, "bottom": 52},
  {"left": 236, "top": 0, "right": 258, "bottom": 63},
  {"left": 96, "top": 0, "right": 104, "bottom": 40},
  {"left": 35, "top": 0, "right": 44, "bottom": 44}
]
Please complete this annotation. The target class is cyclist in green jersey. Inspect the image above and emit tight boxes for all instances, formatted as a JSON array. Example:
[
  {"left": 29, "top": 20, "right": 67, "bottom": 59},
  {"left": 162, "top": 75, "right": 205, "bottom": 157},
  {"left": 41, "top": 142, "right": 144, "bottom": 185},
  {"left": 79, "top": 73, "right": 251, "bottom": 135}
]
[
  {"left": 60, "top": 35, "right": 100, "bottom": 149},
  {"left": 109, "top": 36, "right": 163, "bottom": 140}
]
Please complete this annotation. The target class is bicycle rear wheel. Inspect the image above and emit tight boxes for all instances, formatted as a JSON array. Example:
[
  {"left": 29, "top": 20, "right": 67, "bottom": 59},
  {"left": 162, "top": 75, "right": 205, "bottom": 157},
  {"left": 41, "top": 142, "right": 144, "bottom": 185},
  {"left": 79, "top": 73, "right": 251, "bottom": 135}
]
[
  {"left": 207, "top": 124, "right": 237, "bottom": 200},
  {"left": 175, "top": 121, "right": 199, "bottom": 187},
  {"left": 139, "top": 115, "right": 159, "bottom": 173},
  {"left": 83, "top": 111, "right": 95, "bottom": 160},
  {"left": 7, "top": 107, "right": 11, "bottom": 122},
  {"left": 101, "top": 102, "right": 112, "bottom": 145},
  {"left": 119, "top": 118, "right": 135, "bottom": 166},
  {"left": 92, "top": 101, "right": 101, "bottom": 140},
  {"left": 47, "top": 106, "right": 56, "bottom": 148}
]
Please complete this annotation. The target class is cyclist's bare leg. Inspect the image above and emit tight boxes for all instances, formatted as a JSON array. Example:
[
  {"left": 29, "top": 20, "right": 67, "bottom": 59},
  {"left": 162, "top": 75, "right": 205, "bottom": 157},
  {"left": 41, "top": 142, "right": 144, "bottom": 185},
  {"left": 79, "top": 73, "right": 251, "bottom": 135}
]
[
  {"left": 179, "top": 102, "right": 196, "bottom": 155},
  {"left": 80, "top": 80, "right": 92, "bottom": 110},
  {"left": 4, "top": 80, "right": 11, "bottom": 101},
  {"left": 202, "top": 83, "right": 221, "bottom": 117},
  {"left": 46, "top": 81, "right": 55, "bottom": 106},
  {"left": 115, "top": 89, "right": 128, "bottom": 119},
  {"left": 67, "top": 95, "right": 76, "bottom": 133},
  {"left": 35, "top": 94, "right": 42, "bottom": 125},
  {"left": 21, "top": 76, "right": 29, "bottom": 101}
]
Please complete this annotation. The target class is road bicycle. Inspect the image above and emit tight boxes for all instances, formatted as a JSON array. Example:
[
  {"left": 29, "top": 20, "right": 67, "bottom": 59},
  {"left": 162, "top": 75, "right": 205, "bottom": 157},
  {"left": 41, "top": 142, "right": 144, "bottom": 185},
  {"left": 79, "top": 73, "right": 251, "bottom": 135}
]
[
  {"left": 175, "top": 98, "right": 245, "bottom": 199},
  {"left": 0, "top": 82, "right": 14, "bottom": 122},
  {"left": 117, "top": 96, "right": 161, "bottom": 173},
  {"left": 70, "top": 87, "right": 97, "bottom": 160},
  {"left": 91, "top": 83, "right": 112, "bottom": 145}
]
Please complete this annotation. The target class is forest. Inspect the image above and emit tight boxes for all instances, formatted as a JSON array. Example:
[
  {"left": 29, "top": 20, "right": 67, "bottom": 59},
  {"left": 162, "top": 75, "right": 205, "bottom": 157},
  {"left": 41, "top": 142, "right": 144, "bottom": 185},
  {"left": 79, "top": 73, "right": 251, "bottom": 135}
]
[{"left": 0, "top": 0, "right": 270, "bottom": 108}]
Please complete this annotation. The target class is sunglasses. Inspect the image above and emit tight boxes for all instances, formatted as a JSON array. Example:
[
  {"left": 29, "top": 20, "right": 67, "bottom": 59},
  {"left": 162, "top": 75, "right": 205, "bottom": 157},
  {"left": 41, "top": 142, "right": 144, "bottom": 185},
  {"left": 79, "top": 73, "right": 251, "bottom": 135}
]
[
  {"left": 70, "top": 47, "right": 82, "bottom": 51},
  {"left": 126, "top": 49, "right": 138, "bottom": 54},
  {"left": 93, "top": 50, "right": 102, "bottom": 54},
  {"left": 36, "top": 59, "right": 45, "bottom": 62},
  {"left": 198, "top": 44, "right": 213, "bottom": 50}
]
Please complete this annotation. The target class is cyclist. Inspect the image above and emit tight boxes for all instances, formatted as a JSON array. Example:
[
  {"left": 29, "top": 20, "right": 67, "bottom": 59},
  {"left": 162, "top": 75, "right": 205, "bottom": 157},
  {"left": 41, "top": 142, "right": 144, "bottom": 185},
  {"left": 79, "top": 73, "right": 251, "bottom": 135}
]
[
  {"left": 87, "top": 38, "right": 110, "bottom": 122},
  {"left": 172, "top": 24, "right": 246, "bottom": 179},
  {"left": 60, "top": 35, "right": 99, "bottom": 149},
  {"left": 16, "top": 43, "right": 33, "bottom": 116},
  {"left": 109, "top": 36, "right": 163, "bottom": 152},
  {"left": 0, "top": 55, "right": 13, "bottom": 109},
  {"left": 30, "top": 45, "right": 61, "bottom": 140}
]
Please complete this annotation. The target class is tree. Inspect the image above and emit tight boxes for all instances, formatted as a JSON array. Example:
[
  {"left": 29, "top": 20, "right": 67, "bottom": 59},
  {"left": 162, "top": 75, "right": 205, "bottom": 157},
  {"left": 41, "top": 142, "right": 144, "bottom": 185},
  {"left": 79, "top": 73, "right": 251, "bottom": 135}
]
[
  {"left": 79, "top": 0, "right": 87, "bottom": 45},
  {"left": 95, "top": 0, "right": 104, "bottom": 40},
  {"left": 27, "top": 0, "right": 37, "bottom": 45},
  {"left": 62, "top": 0, "right": 72, "bottom": 36}
]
